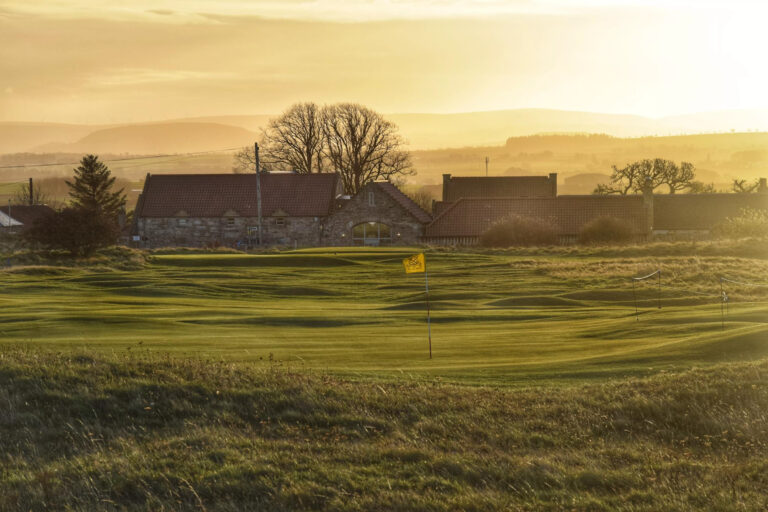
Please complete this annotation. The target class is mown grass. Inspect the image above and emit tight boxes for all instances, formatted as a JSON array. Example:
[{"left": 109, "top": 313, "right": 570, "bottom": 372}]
[
  {"left": 0, "top": 244, "right": 766, "bottom": 383},
  {"left": 1, "top": 349, "right": 767, "bottom": 511}
]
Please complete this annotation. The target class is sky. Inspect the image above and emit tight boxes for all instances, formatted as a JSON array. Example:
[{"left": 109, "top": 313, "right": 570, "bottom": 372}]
[{"left": 1, "top": 0, "right": 767, "bottom": 123}]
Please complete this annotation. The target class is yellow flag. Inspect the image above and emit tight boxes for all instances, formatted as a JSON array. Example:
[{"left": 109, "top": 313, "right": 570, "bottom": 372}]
[{"left": 403, "top": 253, "right": 426, "bottom": 273}]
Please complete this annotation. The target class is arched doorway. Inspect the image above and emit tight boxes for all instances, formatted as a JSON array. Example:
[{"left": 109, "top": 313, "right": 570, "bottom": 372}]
[{"left": 352, "top": 222, "right": 391, "bottom": 246}]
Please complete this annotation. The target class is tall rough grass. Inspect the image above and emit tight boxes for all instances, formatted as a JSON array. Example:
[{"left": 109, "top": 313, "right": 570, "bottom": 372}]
[{"left": 1, "top": 348, "right": 767, "bottom": 511}]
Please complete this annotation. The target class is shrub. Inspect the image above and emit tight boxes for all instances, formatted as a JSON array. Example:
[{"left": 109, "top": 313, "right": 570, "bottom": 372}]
[
  {"left": 24, "top": 207, "right": 120, "bottom": 257},
  {"left": 578, "top": 216, "right": 635, "bottom": 245},
  {"left": 713, "top": 207, "right": 768, "bottom": 239},
  {"left": 479, "top": 215, "right": 559, "bottom": 247}
]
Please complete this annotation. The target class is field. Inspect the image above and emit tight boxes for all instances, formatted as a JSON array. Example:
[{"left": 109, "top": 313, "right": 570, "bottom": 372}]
[{"left": 1, "top": 244, "right": 768, "bottom": 510}]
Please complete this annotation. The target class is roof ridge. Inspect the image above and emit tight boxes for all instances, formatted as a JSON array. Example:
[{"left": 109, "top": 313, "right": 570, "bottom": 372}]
[
  {"left": 375, "top": 182, "right": 432, "bottom": 223},
  {"left": 427, "top": 197, "right": 464, "bottom": 227}
]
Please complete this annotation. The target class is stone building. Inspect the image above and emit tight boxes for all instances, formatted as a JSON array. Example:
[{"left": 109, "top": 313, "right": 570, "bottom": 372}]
[
  {"left": 323, "top": 182, "right": 432, "bottom": 246},
  {"left": 133, "top": 173, "right": 432, "bottom": 248},
  {"left": 133, "top": 173, "right": 341, "bottom": 248}
]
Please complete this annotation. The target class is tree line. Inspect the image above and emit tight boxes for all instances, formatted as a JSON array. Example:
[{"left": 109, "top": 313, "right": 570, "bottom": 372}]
[
  {"left": 594, "top": 158, "right": 765, "bottom": 195},
  {"left": 233, "top": 103, "right": 413, "bottom": 195}
]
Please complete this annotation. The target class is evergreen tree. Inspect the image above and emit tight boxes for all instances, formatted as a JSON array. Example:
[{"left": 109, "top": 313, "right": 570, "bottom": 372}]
[{"left": 66, "top": 155, "right": 125, "bottom": 219}]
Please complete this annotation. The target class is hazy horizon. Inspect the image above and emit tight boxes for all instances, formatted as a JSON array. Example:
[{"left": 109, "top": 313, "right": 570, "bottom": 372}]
[
  {"left": 4, "top": 105, "right": 768, "bottom": 127},
  {"left": 2, "top": 0, "right": 767, "bottom": 124}
]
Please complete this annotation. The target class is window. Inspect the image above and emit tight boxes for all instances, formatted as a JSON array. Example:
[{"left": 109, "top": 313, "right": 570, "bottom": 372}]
[
  {"left": 274, "top": 217, "right": 286, "bottom": 227},
  {"left": 351, "top": 222, "right": 392, "bottom": 246},
  {"left": 368, "top": 191, "right": 375, "bottom": 206},
  {"left": 226, "top": 217, "right": 235, "bottom": 226},
  {"left": 177, "top": 218, "right": 187, "bottom": 226}
]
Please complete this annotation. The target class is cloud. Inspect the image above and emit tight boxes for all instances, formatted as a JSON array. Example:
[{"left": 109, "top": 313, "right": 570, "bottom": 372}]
[
  {"left": 1, "top": 0, "right": 557, "bottom": 23},
  {"left": 147, "top": 9, "right": 174, "bottom": 16},
  {"left": 86, "top": 69, "right": 235, "bottom": 87}
]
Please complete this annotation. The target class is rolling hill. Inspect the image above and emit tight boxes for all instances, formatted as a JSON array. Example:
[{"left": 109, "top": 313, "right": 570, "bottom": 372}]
[
  {"left": 32, "top": 122, "right": 258, "bottom": 155},
  {"left": 3, "top": 107, "right": 768, "bottom": 155},
  {"left": 0, "top": 122, "right": 107, "bottom": 155}
]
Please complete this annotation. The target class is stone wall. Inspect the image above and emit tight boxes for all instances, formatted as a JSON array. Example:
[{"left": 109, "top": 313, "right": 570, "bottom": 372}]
[
  {"left": 136, "top": 215, "right": 324, "bottom": 248},
  {"left": 322, "top": 183, "right": 424, "bottom": 246}
]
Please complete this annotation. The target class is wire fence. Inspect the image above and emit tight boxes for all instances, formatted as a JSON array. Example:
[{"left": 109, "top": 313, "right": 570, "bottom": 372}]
[{"left": 627, "top": 268, "right": 768, "bottom": 329}]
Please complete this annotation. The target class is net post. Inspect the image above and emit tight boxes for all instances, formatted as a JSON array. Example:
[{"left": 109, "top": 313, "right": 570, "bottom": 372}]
[
  {"left": 657, "top": 269, "right": 662, "bottom": 309},
  {"left": 425, "top": 265, "right": 432, "bottom": 359},
  {"left": 632, "top": 279, "right": 638, "bottom": 321}
]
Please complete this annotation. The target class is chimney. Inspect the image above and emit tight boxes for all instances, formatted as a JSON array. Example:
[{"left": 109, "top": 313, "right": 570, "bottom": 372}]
[
  {"left": 548, "top": 172, "right": 558, "bottom": 197},
  {"left": 28, "top": 177, "right": 33, "bottom": 205},
  {"left": 642, "top": 177, "right": 654, "bottom": 236},
  {"left": 759, "top": 177, "right": 767, "bottom": 194},
  {"left": 442, "top": 174, "right": 452, "bottom": 202}
]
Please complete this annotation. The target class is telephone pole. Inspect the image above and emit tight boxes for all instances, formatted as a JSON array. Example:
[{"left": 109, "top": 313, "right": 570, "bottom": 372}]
[
  {"left": 254, "top": 142, "right": 263, "bottom": 246},
  {"left": 485, "top": 156, "right": 489, "bottom": 176}
]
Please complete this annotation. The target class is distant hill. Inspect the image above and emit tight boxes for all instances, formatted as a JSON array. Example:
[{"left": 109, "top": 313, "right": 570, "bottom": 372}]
[
  {"left": 3, "top": 107, "right": 768, "bottom": 154},
  {"left": 0, "top": 122, "right": 107, "bottom": 154},
  {"left": 411, "top": 132, "right": 768, "bottom": 190},
  {"left": 387, "top": 109, "right": 661, "bottom": 148},
  {"left": 159, "top": 115, "right": 274, "bottom": 134},
  {"left": 1, "top": 132, "right": 765, "bottom": 195},
  {"left": 33, "top": 122, "right": 258, "bottom": 155}
]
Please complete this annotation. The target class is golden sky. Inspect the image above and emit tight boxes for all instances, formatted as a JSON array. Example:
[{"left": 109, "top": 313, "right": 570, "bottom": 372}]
[{"left": 1, "top": 0, "right": 766, "bottom": 123}]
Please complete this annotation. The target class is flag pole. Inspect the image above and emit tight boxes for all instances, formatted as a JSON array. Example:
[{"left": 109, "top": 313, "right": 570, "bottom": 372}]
[
  {"left": 425, "top": 261, "right": 432, "bottom": 359},
  {"left": 720, "top": 277, "right": 725, "bottom": 330}
]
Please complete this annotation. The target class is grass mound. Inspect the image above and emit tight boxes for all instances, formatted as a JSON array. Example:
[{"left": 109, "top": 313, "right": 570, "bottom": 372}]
[
  {"left": 1, "top": 246, "right": 148, "bottom": 271},
  {"left": 1, "top": 348, "right": 767, "bottom": 511}
]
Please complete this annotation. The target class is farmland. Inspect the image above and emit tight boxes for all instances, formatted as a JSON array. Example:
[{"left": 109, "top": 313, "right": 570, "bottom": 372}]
[{"left": 1, "top": 244, "right": 767, "bottom": 510}]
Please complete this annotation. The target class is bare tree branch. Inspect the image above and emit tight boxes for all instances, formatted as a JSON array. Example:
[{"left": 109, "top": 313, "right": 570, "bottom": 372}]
[
  {"left": 593, "top": 159, "right": 695, "bottom": 195},
  {"left": 322, "top": 103, "right": 414, "bottom": 194}
]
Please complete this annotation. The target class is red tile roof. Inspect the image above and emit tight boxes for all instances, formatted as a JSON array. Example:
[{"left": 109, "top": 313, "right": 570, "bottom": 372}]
[
  {"left": 373, "top": 182, "right": 432, "bottom": 223},
  {"left": 136, "top": 173, "right": 340, "bottom": 218},
  {"left": 425, "top": 196, "right": 648, "bottom": 238},
  {"left": 443, "top": 174, "right": 557, "bottom": 201},
  {"left": 654, "top": 193, "right": 768, "bottom": 231},
  {"left": 0, "top": 204, "right": 55, "bottom": 226}
]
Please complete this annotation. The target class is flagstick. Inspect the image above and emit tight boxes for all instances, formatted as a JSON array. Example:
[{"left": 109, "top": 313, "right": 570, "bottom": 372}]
[
  {"left": 425, "top": 262, "right": 432, "bottom": 359},
  {"left": 720, "top": 278, "right": 725, "bottom": 331}
]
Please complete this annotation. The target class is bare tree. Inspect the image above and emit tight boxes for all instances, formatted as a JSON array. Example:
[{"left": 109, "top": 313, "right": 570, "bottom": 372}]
[
  {"left": 261, "top": 102, "right": 327, "bottom": 174},
  {"left": 687, "top": 181, "right": 717, "bottom": 194},
  {"left": 594, "top": 160, "right": 659, "bottom": 195},
  {"left": 322, "top": 103, "right": 413, "bottom": 194},
  {"left": 662, "top": 161, "right": 695, "bottom": 194},
  {"left": 405, "top": 187, "right": 435, "bottom": 214},
  {"left": 231, "top": 103, "right": 325, "bottom": 174},
  {"left": 594, "top": 159, "right": 694, "bottom": 195},
  {"left": 732, "top": 178, "right": 760, "bottom": 193},
  {"left": 13, "top": 180, "right": 51, "bottom": 205},
  {"left": 232, "top": 145, "right": 258, "bottom": 174}
]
